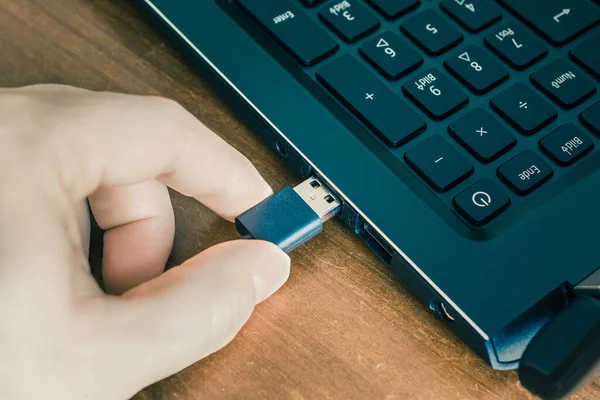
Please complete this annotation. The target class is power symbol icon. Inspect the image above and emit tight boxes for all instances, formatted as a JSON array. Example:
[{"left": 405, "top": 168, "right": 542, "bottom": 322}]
[{"left": 472, "top": 191, "right": 492, "bottom": 208}]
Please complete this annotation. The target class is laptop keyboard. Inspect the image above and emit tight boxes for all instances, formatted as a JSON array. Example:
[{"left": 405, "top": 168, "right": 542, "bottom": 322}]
[{"left": 234, "top": 0, "right": 600, "bottom": 227}]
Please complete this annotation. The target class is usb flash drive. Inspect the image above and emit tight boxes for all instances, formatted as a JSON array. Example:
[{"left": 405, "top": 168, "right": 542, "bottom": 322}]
[{"left": 235, "top": 176, "right": 341, "bottom": 253}]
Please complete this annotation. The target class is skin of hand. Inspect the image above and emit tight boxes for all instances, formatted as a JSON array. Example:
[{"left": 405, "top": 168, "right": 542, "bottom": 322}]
[{"left": 0, "top": 85, "right": 291, "bottom": 400}]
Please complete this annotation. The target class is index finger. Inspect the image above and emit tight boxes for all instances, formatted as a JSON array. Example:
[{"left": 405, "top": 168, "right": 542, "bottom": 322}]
[{"left": 17, "top": 84, "right": 272, "bottom": 221}]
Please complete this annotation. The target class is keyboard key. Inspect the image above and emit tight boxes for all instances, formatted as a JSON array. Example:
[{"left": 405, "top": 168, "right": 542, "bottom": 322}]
[
  {"left": 444, "top": 45, "right": 509, "bottom": 94},
  {"left": 401, "top": 10, "right": 463, "bottom": 56},
  {"left": 449, "top": 108, "right": 516, "bottom": 162},
  {"left": 530, "top": 59, "right": 597, "bottom": 109},
  {"left": 317, "top": 55, "right": 426, "bottom": 147},
  {"left": 453, "top": 179, "right": 511, "bottom": 226},
  {"left": 299, "top": 0, "right": 326, "bottom": 7},
  {"left": 498, "top": 151, "right": 553, "bottom": 195},
  {"left": 366, "top": 0, "right": 420, "bottom": 19},
  {"left": 539, "top": 124, "right": 594, "bottom": 166},
  {"left": 405, "top": 136, "right": 474, "bottom": 192},
  {"left": 235, "top": 0, "right": 338, "bottom": 66},
  {"left": 359, "top": 32, "right": 423, "bottom": 80},
  {"left": 485, "top": 24, "right": 548, "bottom": 70},
  {"left": 319, "top": 1, "right": 380, "bottom": 43},
  {"left": 440, "top": 0, "right": 502, "bottom": 32},
  {"left": 570, "top": 32, "right": 600, "bottom": 80},
  {"left": 403, "top": 69, "right": 469, "bottom": 120},
  {"left": 581, "top": 101, "right": 600, "bottom": 136},
  {"left": 497, "top": 0, "right": 600, "bottom": 45},
  {"left": 490, "top": 83, "right": 557, "bottom": 135}
]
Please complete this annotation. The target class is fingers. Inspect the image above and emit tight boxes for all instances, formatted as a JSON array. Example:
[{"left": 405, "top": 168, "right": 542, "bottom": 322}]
[
  {"left": 84, "top": 240, "right": 290, "bottom": 395},
  {"left": 14, "top": 85, "right": 272, "bottom": 221},
  {"left": 88, "top": 181, "right": 175, "bottom": 295}
]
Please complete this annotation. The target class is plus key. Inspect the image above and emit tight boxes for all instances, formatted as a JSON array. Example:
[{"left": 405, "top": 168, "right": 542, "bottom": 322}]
[{"left": 317, "top": 55, "right": 426, "bottom": 147}]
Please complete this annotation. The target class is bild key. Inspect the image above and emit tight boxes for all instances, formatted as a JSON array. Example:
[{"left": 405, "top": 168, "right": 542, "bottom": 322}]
[
  {"left": 498, "top": 150, "right": 553, "bottom": 195},
  {"left": 539, "top": 124, "right": 594, "bottom": 166},
  {"left": 403, "top": 69, "right": 469, "bottom": 120},
  {"left": 319, "top": 1, "right": 380, "bottom": 43}
]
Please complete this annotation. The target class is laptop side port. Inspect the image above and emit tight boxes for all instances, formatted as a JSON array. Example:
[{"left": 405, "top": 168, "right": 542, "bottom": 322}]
[
  {"left": 430, "top": 300, "right": 456, "bottom": 323},
  {"left": 357, "top": 219, "right": 394, "bottom": 265}
]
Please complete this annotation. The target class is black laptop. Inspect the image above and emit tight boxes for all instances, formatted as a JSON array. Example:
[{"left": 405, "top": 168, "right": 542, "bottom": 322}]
[{"left": 136, "top": 1, "right": 600, "bottom": 398}]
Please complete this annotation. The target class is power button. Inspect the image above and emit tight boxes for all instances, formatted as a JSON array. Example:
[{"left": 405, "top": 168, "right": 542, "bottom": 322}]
[{"left": 453, "top": 179, "right": 510, "bottom": 226}]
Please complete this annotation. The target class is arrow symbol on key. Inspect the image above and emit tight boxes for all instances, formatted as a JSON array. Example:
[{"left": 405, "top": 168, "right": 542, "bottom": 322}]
[
  {"left": 377, "top": 38, "right": 389, "bottom": 48},
  {"left": 553, "top": 8, "right": 570, "bottom": 23}
]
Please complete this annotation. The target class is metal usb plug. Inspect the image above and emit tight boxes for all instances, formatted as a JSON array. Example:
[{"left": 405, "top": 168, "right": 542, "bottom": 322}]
[{"left": 235, "top": 176, "right": 341, "bottom": 253}]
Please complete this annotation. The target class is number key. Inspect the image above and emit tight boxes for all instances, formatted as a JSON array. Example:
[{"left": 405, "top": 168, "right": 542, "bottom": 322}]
[
  {"left": 360, "top": 32, "right": 423, "bottom": 80},
  {"left": 401, "top": 10, "right": 463, "bottom": 56},
  {"left": 444, "top": 45, "right": 509, "bottom": 94},
  {"left": 319, "top": 1, "right": 380, "bottom": 43},
  {"left": 485, "top": 23, "right": 548, "bottom": 70},
  {"left": 441, "top": 0, "right": 502, "bottom": 32},
  {"left": 403, "top": 68, "right": 469, "bottom": 120}
]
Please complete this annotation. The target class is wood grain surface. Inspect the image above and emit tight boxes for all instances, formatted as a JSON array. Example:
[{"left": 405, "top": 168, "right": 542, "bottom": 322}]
[{"left": 1, "top": 1, "right": 599, "bottom": 399}]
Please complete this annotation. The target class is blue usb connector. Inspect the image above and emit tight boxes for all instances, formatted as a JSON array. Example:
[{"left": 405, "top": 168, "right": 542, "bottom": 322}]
[{"left": 235, "top": 177, "right": 341, "bottom": 253}]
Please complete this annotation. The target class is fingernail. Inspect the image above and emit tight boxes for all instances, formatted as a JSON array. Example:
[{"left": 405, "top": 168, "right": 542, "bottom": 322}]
[{"left": 252, "top": 242, "right": 290, "bottom": 304}]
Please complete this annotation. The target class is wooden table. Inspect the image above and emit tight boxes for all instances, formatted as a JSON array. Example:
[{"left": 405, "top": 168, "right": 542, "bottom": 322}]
[{"left": 1, "top": 2, "right": 599, "bottom": 399}]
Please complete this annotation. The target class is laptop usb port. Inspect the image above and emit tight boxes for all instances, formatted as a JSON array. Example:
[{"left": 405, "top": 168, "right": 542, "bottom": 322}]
[{"left": 359, "top": 221, "right": 394, "bottom": 264}]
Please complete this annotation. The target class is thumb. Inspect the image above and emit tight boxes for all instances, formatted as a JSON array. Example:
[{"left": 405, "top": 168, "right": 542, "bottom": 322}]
[{"left": 85, "top": 240, "right": 289, "bottom": 398}]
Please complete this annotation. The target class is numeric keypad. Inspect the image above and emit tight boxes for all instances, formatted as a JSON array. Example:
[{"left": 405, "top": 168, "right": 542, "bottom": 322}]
[{"left": 444, "top": 45, "right": 509, "bottom": 94}]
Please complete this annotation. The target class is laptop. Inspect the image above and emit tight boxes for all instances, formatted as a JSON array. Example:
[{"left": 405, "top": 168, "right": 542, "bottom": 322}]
[{"left": 136, "top": 0, "right": 600, "bottom": 397}]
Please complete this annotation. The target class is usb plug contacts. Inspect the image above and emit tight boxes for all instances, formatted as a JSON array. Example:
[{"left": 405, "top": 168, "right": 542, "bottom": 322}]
[{"left": 235, "top": 176, "right": 341, "bottom": 253}]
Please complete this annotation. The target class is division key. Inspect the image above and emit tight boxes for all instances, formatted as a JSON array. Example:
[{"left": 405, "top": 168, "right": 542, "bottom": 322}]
[{"left": 491, "top": 83, "right": 557, "bottom": 135}]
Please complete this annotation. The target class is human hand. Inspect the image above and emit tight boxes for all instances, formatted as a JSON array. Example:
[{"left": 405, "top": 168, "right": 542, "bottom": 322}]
[{"left": 0, "top": 85, "right": 290, "bottom": 399}]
